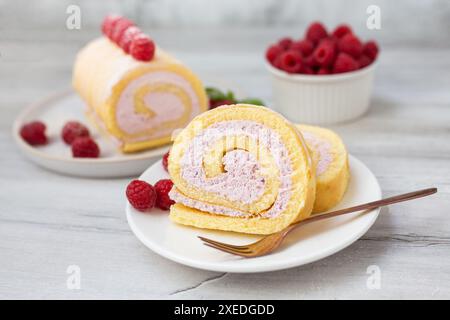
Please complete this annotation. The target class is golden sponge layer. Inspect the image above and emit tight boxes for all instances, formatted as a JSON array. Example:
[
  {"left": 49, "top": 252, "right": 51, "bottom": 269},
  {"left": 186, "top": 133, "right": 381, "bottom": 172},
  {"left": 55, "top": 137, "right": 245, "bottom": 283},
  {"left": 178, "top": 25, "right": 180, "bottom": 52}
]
[{"left": 297, "top": 124, "right": 350, "bottom": 213}]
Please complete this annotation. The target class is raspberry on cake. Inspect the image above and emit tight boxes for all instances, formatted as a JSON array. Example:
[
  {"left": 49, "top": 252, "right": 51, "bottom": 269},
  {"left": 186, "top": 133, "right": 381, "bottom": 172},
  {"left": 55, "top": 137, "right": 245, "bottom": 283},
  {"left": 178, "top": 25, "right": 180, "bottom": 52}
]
[
  {"left": 110, "top": 17, "right": 134, "bottom": 43},
  {"left": 73, "top": 15, "right": 208, "bottom": 153},
  {"left": 129, "top": 34, "right": 155, "bottom": 61}
]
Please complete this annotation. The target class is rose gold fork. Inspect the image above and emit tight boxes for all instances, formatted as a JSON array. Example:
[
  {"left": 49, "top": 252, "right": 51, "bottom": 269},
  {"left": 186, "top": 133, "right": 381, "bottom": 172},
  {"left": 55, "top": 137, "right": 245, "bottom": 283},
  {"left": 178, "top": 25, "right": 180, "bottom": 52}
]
[{"left": 199, "top": 187, "right": 437, "bottom": 257}]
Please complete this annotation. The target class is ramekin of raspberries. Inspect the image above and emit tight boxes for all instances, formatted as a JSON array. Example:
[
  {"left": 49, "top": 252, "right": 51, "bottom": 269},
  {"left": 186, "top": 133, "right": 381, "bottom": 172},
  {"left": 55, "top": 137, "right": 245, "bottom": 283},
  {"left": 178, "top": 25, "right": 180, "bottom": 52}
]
[{"left": 265, "top": 21, "right": 379, "bottom": 124}]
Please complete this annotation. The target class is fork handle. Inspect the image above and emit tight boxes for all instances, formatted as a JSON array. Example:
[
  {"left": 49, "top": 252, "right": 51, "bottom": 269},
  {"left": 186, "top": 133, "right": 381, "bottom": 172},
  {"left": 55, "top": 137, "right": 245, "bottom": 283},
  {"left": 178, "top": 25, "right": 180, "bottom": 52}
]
[{"left": 288, "top": 187, "right": 437, "bottom": 230}]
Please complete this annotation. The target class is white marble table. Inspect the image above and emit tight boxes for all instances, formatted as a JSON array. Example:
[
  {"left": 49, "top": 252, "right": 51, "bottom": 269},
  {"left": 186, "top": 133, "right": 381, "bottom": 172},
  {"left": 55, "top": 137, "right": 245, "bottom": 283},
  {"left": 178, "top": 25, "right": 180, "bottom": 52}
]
[{"left": 1, "top": 28, "right": 449, "bottom": 299}]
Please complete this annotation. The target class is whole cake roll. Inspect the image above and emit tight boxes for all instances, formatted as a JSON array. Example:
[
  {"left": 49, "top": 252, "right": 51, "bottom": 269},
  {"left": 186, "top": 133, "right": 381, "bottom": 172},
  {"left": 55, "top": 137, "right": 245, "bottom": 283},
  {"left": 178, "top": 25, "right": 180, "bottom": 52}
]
[
  {"left": 297, "top": 124, "right": 350, "bottom": 213},
  {"left": 168, "top": 104, "right": 316, "bottom": 235},
  {"left": 73, "top": 30, "right": 208, "bottom": 153}
]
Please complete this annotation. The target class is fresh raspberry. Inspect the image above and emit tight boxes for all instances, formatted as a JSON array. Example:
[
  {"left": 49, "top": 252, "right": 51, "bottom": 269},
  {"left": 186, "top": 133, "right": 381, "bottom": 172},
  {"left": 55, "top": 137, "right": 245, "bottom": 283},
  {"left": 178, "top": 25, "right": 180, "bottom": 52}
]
[
  {"left": 358, "top": 54, "right": 372, "bottom": 69},
  {"left": 278, "top": 37, "right": 293, "bottom": 50},
  {"left": 291, "top": 39, "right": 314, "bottom": 56},
  {"left": 303, "top": 66, "right": 315, "bottom": 74},
  {"left": 101, "top": 15, "right": 122, "bottom": 38},
  {"left": 111, "top": 17, "right": 134, "bottom": 43},
  {"left": 61, "top": 121, "right": 90, "bottom": 145},
  {"left": 305, "top": 22, "right": 328, "bottom": 44},
  {"left": 273, "top": 55, "right": 282, "bottom": 69},
  {"left": 332, "top": 24, "right": 352, "bottom": 39},
  {"left": 279, "top": 50, "right": 303, "bottom": 73},
  {"left": 162, "top": 151, "right": 169, "bottom": 171},
  {"left": 338, "top": 33, "right": 363, "bottom": 59},
  {"left": 130, "top": 34, "right": 155, "bottom": 61},
  {"left": 333, "top": 52, "right": 359, "bottom": 73},
  {"left": 304, "top": 54, "right": 319, "bottom": 69},
  {"left": 71, "top": 137, "right": 100, "bottom": 158},
  {"left": 266, "top": 44, "right": 283, "bottom": 64},
  {"left": 118, "top": 26, "right": 142, "bottom": 54},
  {"left": 154, "top": 179, "right": 175, "bottom": 210},
  {"left": 363, "top": 40, "right": 379, "bottom": 60},
  {"left": 313, "top": 39, "right": 336, "bottom": 67},
  {"left": 20, "top": 121, "right": 47, "bottom": 146},
  {"left": 126, "top": 180, "right": 157, "bottom": 211},
  {"left": 209, "top": 99, "right": 234, "bottom": 109},
  {"left": 317, "top": 67, "right": 331, "bottom": 75}
]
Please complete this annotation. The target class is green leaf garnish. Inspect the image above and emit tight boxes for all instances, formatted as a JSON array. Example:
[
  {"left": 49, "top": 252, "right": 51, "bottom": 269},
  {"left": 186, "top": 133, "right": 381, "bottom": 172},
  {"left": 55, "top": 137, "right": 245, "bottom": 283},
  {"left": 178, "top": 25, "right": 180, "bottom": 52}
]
[{"left": 238, "top": 98, "right": 265, "bottom": 106}]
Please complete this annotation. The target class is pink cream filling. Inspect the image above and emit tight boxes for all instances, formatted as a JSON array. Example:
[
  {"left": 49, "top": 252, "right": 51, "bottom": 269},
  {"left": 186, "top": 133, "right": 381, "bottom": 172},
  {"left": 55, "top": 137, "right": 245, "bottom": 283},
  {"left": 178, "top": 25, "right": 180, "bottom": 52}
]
[
  {"left": 171, "top": 121, "right": 293, "bottom": 218},
  {"left": 115, "top": 71, "right": 200, "bottom": 141},
  {"left": 301, "top": 131, "right": 332, "bottom": 176}
]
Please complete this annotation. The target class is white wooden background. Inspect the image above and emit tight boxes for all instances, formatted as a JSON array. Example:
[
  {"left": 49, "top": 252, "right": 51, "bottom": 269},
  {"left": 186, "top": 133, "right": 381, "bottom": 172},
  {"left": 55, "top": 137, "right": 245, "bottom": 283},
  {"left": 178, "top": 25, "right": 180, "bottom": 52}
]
[{"left": 1, "top": 3, "right": 450, "bottom": 299}]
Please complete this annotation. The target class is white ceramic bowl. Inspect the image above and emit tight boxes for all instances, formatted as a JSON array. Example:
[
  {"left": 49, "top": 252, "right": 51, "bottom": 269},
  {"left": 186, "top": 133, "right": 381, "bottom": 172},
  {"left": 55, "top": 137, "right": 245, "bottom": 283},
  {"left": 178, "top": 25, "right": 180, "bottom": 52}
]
[{"left": 267, "top": 62, "right": 376, "bottom": 124}]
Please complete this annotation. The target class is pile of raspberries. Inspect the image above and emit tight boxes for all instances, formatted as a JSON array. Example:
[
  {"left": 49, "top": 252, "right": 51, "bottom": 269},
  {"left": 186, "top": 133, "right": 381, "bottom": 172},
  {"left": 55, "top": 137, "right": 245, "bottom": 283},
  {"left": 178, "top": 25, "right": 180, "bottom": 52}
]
[
  {"left": 266, "top": 22, "right": 379, "bottom": 75},
  {"left": 102, "top": 15, "right": 155, "bottom": 62}
]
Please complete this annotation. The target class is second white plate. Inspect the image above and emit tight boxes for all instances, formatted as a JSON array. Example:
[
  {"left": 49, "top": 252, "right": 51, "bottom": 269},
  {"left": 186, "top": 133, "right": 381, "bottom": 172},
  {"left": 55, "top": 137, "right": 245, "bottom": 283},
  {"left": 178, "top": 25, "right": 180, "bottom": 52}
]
[
  {"left": 126, "top": 155, "right": 382, "bottom": 273},
  {"left": 13, "top": 90, "right": 170, "bottom": 178}
]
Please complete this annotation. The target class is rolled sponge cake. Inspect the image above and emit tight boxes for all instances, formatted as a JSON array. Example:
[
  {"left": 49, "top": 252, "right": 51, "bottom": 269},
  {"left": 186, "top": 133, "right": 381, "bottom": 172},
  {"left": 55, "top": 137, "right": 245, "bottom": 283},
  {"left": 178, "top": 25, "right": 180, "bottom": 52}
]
[
  {"left": 168, "top": 104, "right": 316, "bottom": 235},
  {"left": 73, "top": 37, "right": 208, "bottom": 153},
  {"left": 296, "top": 124, "right": 350, "bottom": 213}
]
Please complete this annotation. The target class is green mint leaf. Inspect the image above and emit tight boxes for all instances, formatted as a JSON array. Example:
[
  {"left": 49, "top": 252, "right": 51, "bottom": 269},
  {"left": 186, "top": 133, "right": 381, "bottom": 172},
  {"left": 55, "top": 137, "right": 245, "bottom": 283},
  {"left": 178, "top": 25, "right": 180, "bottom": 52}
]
[
  {"left": 225, "top": 90, "right": 236, "bottom": 103},
  {"left": 206, "top": 87, "right": 227, "bottom": 101},
  {"left": 238, "top": 98, "right": 265, "bottom": 106}
]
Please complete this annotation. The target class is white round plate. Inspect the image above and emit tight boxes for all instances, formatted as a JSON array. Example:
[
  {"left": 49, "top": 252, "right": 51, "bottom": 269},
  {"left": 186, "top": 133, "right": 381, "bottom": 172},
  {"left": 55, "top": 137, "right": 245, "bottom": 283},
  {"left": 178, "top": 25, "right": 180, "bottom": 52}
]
[
  {"left": 126, "top": 155, "right": 382, "bottom": 273},
  {"left": 13, "top": 90, "right": 171, "bottom": 178}
]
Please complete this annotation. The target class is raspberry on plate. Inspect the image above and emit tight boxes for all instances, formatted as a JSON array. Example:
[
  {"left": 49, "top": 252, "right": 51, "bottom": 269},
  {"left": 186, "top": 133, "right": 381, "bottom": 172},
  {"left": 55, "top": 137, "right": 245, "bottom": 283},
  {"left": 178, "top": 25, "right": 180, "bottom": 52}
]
[
  {"left": 338, "top": 33, "right": 363, "bottom": 59},
  {"left": 279, "top": 50, "right": 303, "bottom": 73},
  {"left": 266, "top": 44, "right": 283, "bottom": 65},
  {"left": 332, "top": 24, "right": 352, "bottom": 39},
  {"left": 154, "top": 179, "right": 175, "bottom": 210},
  {"left": 278, "top": 37, "right": 293, "bottom": 50},
  {"left": 130, "top": 34, "right": 155, "bottom": 61},
  {"left": 162, "top": 151, "right": 170, "bottom": 172},
  {"left": 313, "top": 39, "right": 336, "bottom": 67},
  {"left": 71, "top": 137, "right": 100, "bottom": 158},
  {"left": 20, "top": 121, "right": 47, "bottom": 146},
  {"left": 305, "top": 22, "right": 328, "bottom": 44},
  {"left": 291, "top": 39, "right": 314, "bottom": 57},
  {"left": 126, "top": 180, "right": 157, "bottom": 211},
  {"left": 333, "top": 52, "right": 359, "bottom": 73},
  {"left": 101, "top": 14, "right": 122, "bottom": 38},
  {"left": 363, "top": 40, "right": 379, "bottom": 60},
  {"left": 110, "top": 17, "right": 134, "bottom": 43},
  {"left": 118, "top": 26, "right": 142, "bottom": 54},
  {"left": 61, "top": 121, "right": 90, "bottom": 145}
]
